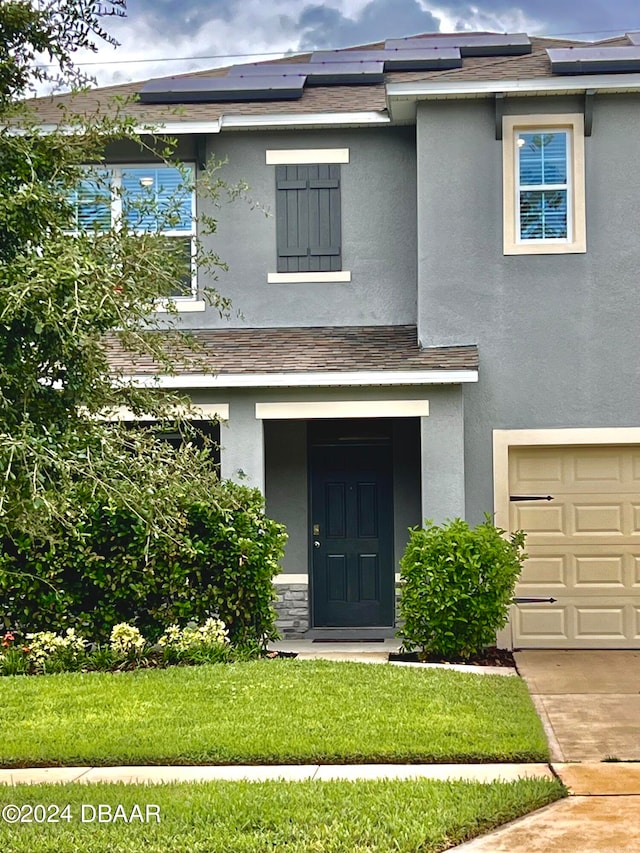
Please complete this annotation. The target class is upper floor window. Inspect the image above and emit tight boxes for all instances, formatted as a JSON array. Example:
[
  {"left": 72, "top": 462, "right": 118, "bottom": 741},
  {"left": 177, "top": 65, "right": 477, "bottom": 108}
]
[
  {"left": 69, "top": 164, "right": 197, "bottom": 300},
  {"left": 502, "top": 115, "right": 586, "bottom": 255},
  {"left": 265, "top": 149, "right": 351, "bottom": 284}
]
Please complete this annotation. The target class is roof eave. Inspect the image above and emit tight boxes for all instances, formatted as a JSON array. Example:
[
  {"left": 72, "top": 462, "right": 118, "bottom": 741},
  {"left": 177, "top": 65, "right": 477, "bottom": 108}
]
[
  {"left": 123, "top": 369, "right": 479, "bottom": 389},
  {"left": 386, "top": 72, "right": 640, "bottom": 119}
]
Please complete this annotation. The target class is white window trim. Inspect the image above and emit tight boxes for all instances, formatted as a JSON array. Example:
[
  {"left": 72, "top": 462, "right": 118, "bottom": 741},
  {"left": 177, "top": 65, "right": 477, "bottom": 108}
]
[
  {"left": 266, "top": 148, "right": 349, "bottom": 165},
  {"left": 76, "top": 163, "right": 201, "bottom": 307},
  {"left": 503, "top": 114, "right": 586, "bottom": 255},
  {"left": 101, "top": 403, "right": 229, "bottom": 421},
  {"left": 267, "top": 271, "right": 351, "bottom": 284},
  {"left": 154, "top": 298, "right": 206, "bottom": 312}
]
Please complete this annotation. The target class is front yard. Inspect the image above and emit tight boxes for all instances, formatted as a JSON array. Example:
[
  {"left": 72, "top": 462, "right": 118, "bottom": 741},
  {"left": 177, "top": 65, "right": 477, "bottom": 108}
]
[
  {"left": 0, "top": 778, "right": 565, "bottom": 853},
  {"left": 0, "top": 659, "right": 548, "bottom": 766}
]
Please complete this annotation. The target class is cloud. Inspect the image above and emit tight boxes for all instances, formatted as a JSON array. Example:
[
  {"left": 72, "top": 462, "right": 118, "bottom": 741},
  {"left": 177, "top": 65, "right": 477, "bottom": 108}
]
[
  {"left": 109, "top": 0, "right": 235, "bottom": 39},
  {"left": 434, "top": 0, "right": 640, "bottom": 39},
  {"left": 296, "top": 0, "right": 441, "bottom": 50},
  {"left": 65, "top": 0, "right": 640, "bottom": 90}
]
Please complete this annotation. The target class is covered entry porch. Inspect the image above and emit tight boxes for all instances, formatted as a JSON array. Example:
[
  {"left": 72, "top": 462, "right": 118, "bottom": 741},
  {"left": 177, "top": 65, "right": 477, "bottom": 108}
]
[{"left": 121, "top": 325, "right": 478, "bottom": 637}]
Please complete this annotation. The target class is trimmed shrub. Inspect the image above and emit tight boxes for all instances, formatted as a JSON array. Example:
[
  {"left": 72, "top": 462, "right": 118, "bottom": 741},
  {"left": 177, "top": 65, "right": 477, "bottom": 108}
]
[
  {"left": 0, "top": 480, "right": 287, "bottom": 647},
  {"left": 399, "top": 516, "right": 526, "bottom": 659}
]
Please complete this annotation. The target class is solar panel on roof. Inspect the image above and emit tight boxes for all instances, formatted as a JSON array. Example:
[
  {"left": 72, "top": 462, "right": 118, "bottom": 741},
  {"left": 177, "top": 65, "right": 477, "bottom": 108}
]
[
  {"left": 306, "top": 60, "right": 384, "bottom": 84},
  {"left": 311, "top": 47, "right": 462, "bottom": 71},
  {"left": 139, "top": 75, "right": 305, "bottom": 103},
  {"left": 228, "top": 63, "right": 310, "bottom": 76},
  {"left": 548, "top": 46, "right": 640, "bottom": 74},
  {"left": 385, "top": 32, "right": 531, "bottom": 56},
  {"left": 228, "top": 60, "right": 384, "bottom": 85}
]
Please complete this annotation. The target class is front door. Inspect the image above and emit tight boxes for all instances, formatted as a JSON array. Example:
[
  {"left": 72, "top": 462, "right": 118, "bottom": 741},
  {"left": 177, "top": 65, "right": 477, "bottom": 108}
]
[{"left": 310, "top": 441, "right": 394, "bottom": 628}]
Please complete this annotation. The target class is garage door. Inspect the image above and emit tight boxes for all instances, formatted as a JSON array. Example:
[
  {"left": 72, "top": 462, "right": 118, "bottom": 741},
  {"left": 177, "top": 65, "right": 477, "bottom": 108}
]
[{"left": 510, "top": 445, "right": 640, "bottom": 648}]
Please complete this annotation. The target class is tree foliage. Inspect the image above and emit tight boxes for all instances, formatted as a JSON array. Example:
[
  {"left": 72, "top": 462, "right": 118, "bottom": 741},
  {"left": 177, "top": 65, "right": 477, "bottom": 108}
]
[
  {"left": 0, "top": 2, "right": 242, "bottom": 543},
  {"left": 0, "top": 0, "right": 125, "bottom": 105}
]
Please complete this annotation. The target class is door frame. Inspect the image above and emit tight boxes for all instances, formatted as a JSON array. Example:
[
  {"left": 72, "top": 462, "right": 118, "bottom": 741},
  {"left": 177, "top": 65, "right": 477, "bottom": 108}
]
[{"left": 307, "top": 419, "right": 396, "bottom": 632}]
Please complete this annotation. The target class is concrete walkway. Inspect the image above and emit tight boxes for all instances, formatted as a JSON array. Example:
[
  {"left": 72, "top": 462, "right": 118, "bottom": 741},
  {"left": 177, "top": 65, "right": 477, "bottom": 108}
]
[
  {"left": 515, "top": 650, "right": 640, "bottom": 761},
  {"left": 452, "top": 762, "right": 640, "bottom": 853},
  {"left": 452, "top": 652, "right": 640, "bottom": 852},
  {"left": 0, "top": 763, "right": 553, "bottom": 785},
  {"left": 270, "top": 640, "right": 518, "bottom": 675}
]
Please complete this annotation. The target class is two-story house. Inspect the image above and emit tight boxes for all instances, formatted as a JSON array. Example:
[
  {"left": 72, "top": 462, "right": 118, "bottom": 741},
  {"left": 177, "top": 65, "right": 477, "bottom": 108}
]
[{"left": 35, "top": 31, "right": 640, "bottom": 648}]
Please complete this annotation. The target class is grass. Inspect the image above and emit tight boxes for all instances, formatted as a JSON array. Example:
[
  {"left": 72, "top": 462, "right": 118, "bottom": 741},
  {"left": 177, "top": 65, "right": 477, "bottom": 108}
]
[
  {"left": 0, "top": 778, "right": 566, "bottom": 852},
  {"left": 0, "top": 659, "right": 548, "bottom": 766}
]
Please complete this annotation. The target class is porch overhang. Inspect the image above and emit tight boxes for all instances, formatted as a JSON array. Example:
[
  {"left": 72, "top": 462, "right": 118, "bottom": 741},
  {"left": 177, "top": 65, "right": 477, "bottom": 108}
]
[
  {"left": 123, "top": 368, "right": 478, "bottom": 389},
  {"left": 108, "top": 325, "right": 479, "bottom": 388}
]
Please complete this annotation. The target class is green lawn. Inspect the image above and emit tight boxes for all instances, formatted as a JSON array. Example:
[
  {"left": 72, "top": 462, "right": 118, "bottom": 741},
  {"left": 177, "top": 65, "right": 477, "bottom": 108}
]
[
  {"left": 0, "top": 660, "right": 548, "bottom": 766},
  {"left": 0, "top": 778, "right": 566, "bottom": 853}
]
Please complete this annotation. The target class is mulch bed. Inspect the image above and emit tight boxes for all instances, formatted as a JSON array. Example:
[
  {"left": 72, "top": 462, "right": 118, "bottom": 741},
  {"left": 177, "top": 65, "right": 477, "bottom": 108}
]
[
  {"left": 264, "top": 650, "right": 298, "bottom": 659},
  {"left": 389, "top": 647, "right": 516, "bottom": 668}
]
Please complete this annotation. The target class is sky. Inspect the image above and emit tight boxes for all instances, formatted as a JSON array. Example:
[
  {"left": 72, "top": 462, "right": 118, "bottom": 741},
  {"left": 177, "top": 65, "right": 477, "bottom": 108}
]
[{"left": 59, "top": 0, "right": 640, "bottom": 90}]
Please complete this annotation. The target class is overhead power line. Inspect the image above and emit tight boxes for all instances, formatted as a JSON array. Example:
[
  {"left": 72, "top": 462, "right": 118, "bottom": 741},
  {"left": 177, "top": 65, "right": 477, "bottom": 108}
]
[{"left": 37, "top": 26, "right": 640, "bottom": 69}]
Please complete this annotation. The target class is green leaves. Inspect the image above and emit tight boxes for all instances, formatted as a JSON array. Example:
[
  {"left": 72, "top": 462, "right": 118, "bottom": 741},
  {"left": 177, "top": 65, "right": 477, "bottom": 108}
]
[
  {"left": 0, "top": 480, "right": 287, "bottom": 647},
  {"left": 399, "top": 516, "right": 527, "bottom": 659}
]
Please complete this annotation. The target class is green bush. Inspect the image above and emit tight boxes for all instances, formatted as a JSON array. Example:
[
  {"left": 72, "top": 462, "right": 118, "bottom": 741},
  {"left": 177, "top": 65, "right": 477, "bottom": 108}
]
[
  {"left": 399, "top": 516, "right": 526, "bottom": 659},
  {"left": 0, "top": 480, "right": 287, "bottom": 647}
]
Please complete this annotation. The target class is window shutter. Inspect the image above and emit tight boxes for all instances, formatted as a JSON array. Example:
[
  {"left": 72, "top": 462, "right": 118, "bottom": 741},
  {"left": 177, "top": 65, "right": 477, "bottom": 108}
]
[{"left": 276, "top": 164, "right": 341, "bottom": 273}]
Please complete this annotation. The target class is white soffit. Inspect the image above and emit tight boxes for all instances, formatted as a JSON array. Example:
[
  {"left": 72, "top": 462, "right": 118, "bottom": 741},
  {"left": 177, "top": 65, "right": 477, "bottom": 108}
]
[
  {"left": 255, "top": 400, "right": 430, "bottom": 420},
  {"left": 125, "top": 370, "right": 478, "bottom": 389}
]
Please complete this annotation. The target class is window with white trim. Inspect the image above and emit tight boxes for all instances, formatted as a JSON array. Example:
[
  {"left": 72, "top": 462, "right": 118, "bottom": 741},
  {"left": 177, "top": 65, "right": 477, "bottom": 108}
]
[
  {"left": 502, "top": 115, "right": 586, "bottom": 255},
  {"left": 69, "top": 164, "right": 197, "bottom": 299}
]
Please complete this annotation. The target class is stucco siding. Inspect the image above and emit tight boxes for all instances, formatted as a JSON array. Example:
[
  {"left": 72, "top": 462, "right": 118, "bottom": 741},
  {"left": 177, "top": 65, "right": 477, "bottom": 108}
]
[
  {"left": 416, "top": 95, "right": 640, "bottom": 523},
  {"left": 190, "top": 126, "right": 417, "bottom": 329}
]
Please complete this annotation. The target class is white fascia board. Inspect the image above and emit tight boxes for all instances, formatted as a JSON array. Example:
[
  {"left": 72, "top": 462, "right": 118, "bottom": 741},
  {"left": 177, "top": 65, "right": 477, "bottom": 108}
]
[
  {"left": 124, "top": 369, "right": 478, "bottom": 389},
  {"left": 386, "top": 72, "right": 640, "bottom": 100},
  {"left": 135, "top": 120, "right": 222, "bottom": 135},
  {"left": 29, "top": 119, "right": 222, "bottom": 136},
  {"left": 220, "top": 111, "right": 390, "bottom": 130},
  {"left": 33, "top": 112, "right": 388, "bottom": 137}
]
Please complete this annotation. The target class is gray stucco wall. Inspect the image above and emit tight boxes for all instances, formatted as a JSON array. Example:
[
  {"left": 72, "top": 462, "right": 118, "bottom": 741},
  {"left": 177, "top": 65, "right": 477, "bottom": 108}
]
[
  {"left": 416, "top": 95, "right": 640, "bottom": 524},
  {"left": 187, "top": 126, "right": 417, "bottom": 329},
  {"left": 264, "top": 420, "right": 308, "bottom": 576},
  {"left": 191, "top": 384, "right": 461, "bottom": 573}
]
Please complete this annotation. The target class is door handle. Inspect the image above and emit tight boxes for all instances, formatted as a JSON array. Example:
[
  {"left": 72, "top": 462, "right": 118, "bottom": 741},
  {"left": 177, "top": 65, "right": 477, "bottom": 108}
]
[{"left": 314, "top": 540, "right": 321, "bottom": 549}]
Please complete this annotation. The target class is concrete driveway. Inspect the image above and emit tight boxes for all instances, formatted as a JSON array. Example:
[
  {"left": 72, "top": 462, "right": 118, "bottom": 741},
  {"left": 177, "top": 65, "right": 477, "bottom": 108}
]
[{"left": 514, "top": 650, "right": 640, "bottom": 762}]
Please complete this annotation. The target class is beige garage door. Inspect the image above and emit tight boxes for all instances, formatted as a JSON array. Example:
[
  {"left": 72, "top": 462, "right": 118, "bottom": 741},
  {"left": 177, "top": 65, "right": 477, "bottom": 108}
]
[{"left": 510, "top": 445, "right": 640, "bottom": 648}]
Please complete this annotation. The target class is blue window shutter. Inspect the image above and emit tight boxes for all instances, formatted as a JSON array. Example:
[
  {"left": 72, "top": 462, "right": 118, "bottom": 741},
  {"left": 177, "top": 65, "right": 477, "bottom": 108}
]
[{"left": 276, "top": 164, "right": 341, "bottom": 273}]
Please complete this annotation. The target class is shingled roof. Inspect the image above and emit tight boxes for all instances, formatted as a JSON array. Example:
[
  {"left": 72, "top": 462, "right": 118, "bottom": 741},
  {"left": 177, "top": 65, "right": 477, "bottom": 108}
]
[
  {"left": 29, "top": 32, "right": 636, "bottom": 126},
  {"left": 106, "top": 326, "right": 478, "bottom": 379}
]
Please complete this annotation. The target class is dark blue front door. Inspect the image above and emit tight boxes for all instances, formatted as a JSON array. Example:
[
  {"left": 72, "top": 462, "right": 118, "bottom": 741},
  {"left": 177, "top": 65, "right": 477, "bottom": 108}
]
[{"left": 310, "top": 443, "right": 394, "bottom": 628}]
